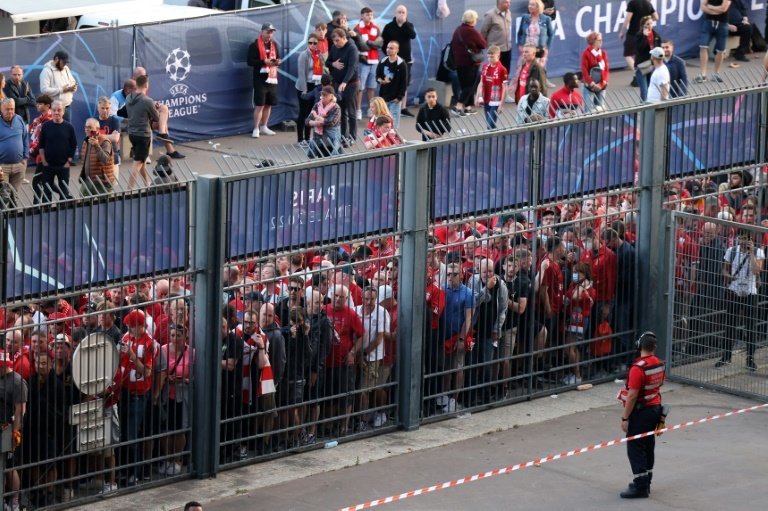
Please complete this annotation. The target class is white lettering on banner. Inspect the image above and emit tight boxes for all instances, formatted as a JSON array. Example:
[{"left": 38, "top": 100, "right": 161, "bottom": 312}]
[
  {"left": 292, "top": 186, "right": 337, "bottom": 207},
  {"left": 160, "top": 47, "right": 208, "bottom": 120},
  {"left": 270, "top": 204, "right": 354, "bottom": 230},
  {"left": 575, "top": 0, "right": 705, "bottom": 37},
  {"left": 753, "top": 1, "right": 766, "bottom": 12}
]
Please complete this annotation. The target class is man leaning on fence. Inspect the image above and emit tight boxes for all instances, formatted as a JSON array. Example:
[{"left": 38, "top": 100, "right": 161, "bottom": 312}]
[
  {"left": 0, "top": 98, "right": 28, "bottom": 207},
  {"left": 717, "top": 228, "right": 764, "bottom": 371}
]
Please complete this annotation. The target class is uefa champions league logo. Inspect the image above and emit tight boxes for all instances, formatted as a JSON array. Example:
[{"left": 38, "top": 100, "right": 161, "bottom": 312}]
[{"left": 165, "top": 48, "right": 191, "bottom": 82}]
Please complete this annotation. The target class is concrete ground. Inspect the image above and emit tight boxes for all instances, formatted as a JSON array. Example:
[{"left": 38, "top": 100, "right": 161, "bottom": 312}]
[{"left": 73, "top": 381, "right": 768, "bottom": 511}]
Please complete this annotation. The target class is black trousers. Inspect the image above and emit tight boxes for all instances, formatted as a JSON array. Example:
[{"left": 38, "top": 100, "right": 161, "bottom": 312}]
[
  {"left": 732, "top": 22, "right": 753, "bottom": 56},
  {"left": 722, "top": 291, "right": 759, "bottom": 361},
  {"left": 456, "top": 65, "right": 480, "bottom": 107},
  {"left": 626, "top": 404, "right": 661, "bottom": 489}
]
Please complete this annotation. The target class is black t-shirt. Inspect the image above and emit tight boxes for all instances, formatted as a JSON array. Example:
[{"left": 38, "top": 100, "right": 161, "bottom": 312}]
[
  {"left": 221, "top": 331, "right": 243, "bottom": 399},
  {"left": 706, "top": 0, "right": 728, "bottom": 22},
  {"left": 504, "top": 270, "right": 532, "bottom": 330},
  {"left": 626, "top": 0, "right": 656, "bottom": 35},
  {"left": 0, "top": 372, "right": 27, "bottom": 425}
]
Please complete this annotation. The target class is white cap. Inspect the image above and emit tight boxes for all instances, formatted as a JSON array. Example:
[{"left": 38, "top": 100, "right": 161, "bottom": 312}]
[
  {"left": 649, "top": 47, "right": 664, "bottom": 59},
  {"left": 377, "top": 285, "right": 394, "bottom": 304}
]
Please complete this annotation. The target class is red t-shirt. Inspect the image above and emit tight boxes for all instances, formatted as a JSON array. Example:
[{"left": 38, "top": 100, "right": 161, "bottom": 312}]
[
  {"left": 674, "top": 228, "right": 699, "bottom": 285},
  {"left": 516, "top": 62, "right": 531, "bottom": 102},
  {"left": 479, "top": 62, "right": 508, "bottom": 106},
  {"left": 540, "top": 256, "right": 564, "bottom": 315},
  {"left": 627, "top": 355, "right": 664, "bottom": 407},
  {"left": 580, "top": 246, "right": 618, "bottom": 302},
  {"left": 324, "top": 305, "right": 364, "bottom": 368},
  {"left": 565, "top": 282, "right": 596, "bottom": 334},
  {"left": 120, "top": 332, "right": 155, "bottom": 394},
  {"left": 13, "top": 348, "right": 33, "bottom": 380},
  {"left": 548, "top": 86, "right": 584, "bottom": 118},
  {"left": 426, "top": 282, "right": 446, "bottom": 330}
]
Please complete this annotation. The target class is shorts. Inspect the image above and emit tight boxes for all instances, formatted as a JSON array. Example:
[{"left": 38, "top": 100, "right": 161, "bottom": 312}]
[
  {"left": 103, "top": 405, "right": 120, "bottom": 457},
  {"left": 129, "top": 134, "right": 151, "bottom": 162},
  {"left": 623, "top": 36, "right": 638, "bottom": 58},
  {"left": 145, "top": 400, "right": 167, "bottom": 436},
  {"left": 323, "top": 366, "right": 356, "bottom": 407},
  {"left": 167, "top": 398, "right": 186, "bottom": 430},
  {"left": 277, "top": 379, "right": 306, "bottom": 407},
  {"left": 500, "top": 328, "right": 517, "bottom": 359},
  {"left": 699, "top": 19, "right": 729, "bottom": 53},
  {"left": 359, "top": 63, "right": 378, "bottom": 90},
  {"left": 306, "top": 370, "right": 323, "bottom": 402},
  {"left": 253, "top": 81, "right": 278, "bottom": 106},
  {"left": 361, "top": 360, "right": 384, "bottom": 388}
]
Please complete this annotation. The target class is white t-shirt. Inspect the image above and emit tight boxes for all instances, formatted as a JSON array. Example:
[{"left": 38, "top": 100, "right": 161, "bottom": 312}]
[
  {"left": 647, "top": 64, "right": 670, "bottom": 103},
  {"left": 724, "top": 245, "right": 765, "bottom": 296},
  {"left": 355, "top": 304, "right": 390, "bottom": 362}
]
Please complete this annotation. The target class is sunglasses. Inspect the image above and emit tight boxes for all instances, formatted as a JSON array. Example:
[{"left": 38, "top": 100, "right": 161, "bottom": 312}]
[
  {"left": 289, "top": 287, "right": 302, "bottom": 292},
  {"left": 308, "top": 41, "right": 318, "bottom": 45}
]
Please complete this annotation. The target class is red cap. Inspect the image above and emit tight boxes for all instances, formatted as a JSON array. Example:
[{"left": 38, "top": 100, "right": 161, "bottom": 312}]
[
  {"left": 123, "top": 310, "right": 146, "bottom": 328},
  {"left": 309, "top": 255, "right": 324, "bottom": 268}
]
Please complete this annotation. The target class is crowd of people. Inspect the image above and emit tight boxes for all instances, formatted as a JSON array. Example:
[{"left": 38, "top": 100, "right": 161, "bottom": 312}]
[
  {"left": 0, "top": 161, "right": 765, "bottom": 509},
  {"left": 0, "top": 56, "right": 185, "bottom": 206}
]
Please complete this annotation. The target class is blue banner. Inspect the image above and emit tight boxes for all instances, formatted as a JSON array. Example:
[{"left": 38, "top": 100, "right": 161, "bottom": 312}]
[
  {"left": 666, "top": 93, "right": 761, "bottom": 176},
  {"left": 540, "top": 114, "right": 638, "bottom": 200},
  {"left": 227, "top": 156, "right": 398, "bottom": 257},
  {"left": 433, "top": 133, "right": 532, "bottom": 220},
  {"left": 4, "top": 190, "right": 189, "bottom": 300}
]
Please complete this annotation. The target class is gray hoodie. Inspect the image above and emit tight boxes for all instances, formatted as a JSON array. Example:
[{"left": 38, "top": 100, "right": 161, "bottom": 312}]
[{"left": 125, "top": 91, "right": 160, "bottom": 138}]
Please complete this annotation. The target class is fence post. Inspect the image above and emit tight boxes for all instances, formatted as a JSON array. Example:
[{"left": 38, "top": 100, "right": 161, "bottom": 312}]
[
  {"left": 637, "top": 107, "right": 671, "bottom": 353},
  {"left": 397, "top": 146, "right": 430, "bottom": 430},
  {"left": 191, "top": 175, "right": 225, "bottom": 478}
]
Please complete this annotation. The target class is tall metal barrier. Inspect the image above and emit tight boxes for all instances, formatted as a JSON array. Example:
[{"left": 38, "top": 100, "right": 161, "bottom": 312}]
[{"left": 2, "top": 84, "right": 768, "bottom": 509}]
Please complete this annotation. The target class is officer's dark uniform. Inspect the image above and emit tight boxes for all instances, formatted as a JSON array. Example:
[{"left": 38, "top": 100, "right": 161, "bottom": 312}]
[{"left": 619, "top": 333, "right": 665, "bottom": 498}]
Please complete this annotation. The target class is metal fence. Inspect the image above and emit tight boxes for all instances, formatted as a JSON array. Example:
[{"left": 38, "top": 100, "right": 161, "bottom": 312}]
[{"left": 2, "top": 82, "right": 768, "bottom": 510}]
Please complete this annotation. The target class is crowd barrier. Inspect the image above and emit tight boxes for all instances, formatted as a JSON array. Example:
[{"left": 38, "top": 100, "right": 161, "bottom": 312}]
[{"left": 1, "top": 82, "right": 767, "bottom": 509}]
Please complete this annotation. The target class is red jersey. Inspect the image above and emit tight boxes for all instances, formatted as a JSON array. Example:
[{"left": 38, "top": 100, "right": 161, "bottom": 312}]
[
  {"left": 13, "top": 348, "right": 33, "bottom": 380},
  {"left": 120, "top": 332, "right": 155, "bottom": 394},
  {"left": 540, "top": 256, "right": 564, "bottom": 315},
  {"left": 674, "top": 228, "right": 699, "bottom": 286},
  {"left": 548, "top": 86, "right": 584, "bottom": 118},
  {"left": 565, "top": 282, "right": 596, "bottom": 334},
  {"left": 479, "top": 62, "right": 508, "bottom": 106},
  {"left": 324, "top": 304, "right": 364, "bottom": 368},
  {"left": 426, "top": 282, "right": 446, "bottom": 330},
  {"left": 580, "top": 246, "right": 617, "bottom": 302},
  {"left": 356, "top": 20, "right": 381, "bottom": 64}
]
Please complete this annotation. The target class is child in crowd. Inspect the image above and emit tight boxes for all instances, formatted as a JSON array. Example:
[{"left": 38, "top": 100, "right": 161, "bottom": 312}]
[{"left": 475, "top": 45, "right": 508, "bottom": 129}]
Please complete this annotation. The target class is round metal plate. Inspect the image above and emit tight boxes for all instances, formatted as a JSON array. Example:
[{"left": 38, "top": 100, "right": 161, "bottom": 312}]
[{"left": 71, "top": 333, "right": 119, "bottom": 397}]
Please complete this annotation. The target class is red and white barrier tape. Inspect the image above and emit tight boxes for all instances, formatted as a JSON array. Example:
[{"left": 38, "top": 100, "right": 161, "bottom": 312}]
[{"left": 339, "top": 402, "right": 768, "bottom": 511}]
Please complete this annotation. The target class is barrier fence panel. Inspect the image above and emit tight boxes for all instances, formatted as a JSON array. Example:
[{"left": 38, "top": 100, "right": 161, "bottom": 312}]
[{"left": 666, "top": 210, "right": 768, "bottom": 400}]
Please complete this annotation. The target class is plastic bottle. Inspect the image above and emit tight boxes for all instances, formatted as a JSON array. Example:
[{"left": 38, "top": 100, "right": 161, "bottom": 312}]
[{"left": 324, "top": 440, "right": 338, "bottom": 449}]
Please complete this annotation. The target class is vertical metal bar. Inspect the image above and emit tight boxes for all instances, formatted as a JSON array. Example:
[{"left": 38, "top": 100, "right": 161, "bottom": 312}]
[
  {"left": 756, "top": 91, "right": 768, "bottom": 216},
  {"left": 637, "top": 107, "right": 670, "bottom": 354},
  {"left": 190, "top": 175, "right": 224, "bottom": 477},
  {"left": 397, "top": 147, "right": 429, "bottom": 431}
]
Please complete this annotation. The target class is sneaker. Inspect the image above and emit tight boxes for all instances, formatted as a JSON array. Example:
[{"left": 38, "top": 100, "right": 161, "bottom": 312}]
[
  {"left": 446, "top": 398, "right": 457, "bottom": 413},
  {"left": 694, "top": 74, "right": 708, "bottom": 83},
  {"left": 629, "top": 76, "right": 638, "bottom": 87},
  {"left": 239, "top": 445, "right": 249, "bottom": 460},
  {"left": 157, "top": 461, "right": 168, "bottom": 475},
  {"left": 166, "top": 462, "right": 182, "bottom": 475},
  {"left": 715, "top": 358, "right": 731, "bottom": 368},
  {"left": 145, "top": 156, "right": 152, "bottom": 165},
  {"left": 84, "top": 478, "right": 104, "bottom": 490},
  {"left": 304, "top": 433, "right": 317, "bottom": 445},
  {"left": 450, "top": 106, "right": 464, "bottom": 116},
  {"left": 260, "top": 126, "right": 276, "bottom": 136},
  {"left": 561, "top": 374, "right": 576, "bottom": 385},
  {"left": 99, "top": 482, "right": 118, "bottom": 495},
  {"left": 373, "top": 412, "right": 386, "bottom": 427},
  {"left": 711, "top": 73, "right": 724, "bottom": 83},
  {"left": 251, "top": 128, "right": 260, "bottom": 138},
  {"left": 435, "top": 395, "right": 448, "bottom": 407},
  {"left": 167, "top": 150, "right": 185, "bottom": 159},
  {"left": 574, "top": 376, "right": 583, "bottom": 385},
  {"left": 463, "top": 106, "right": 477, "bottom": 115},
  {"left": 734, "top": 53, "right": 749, "bottom": 62},
  {"left": 355, "top": 110, "right": 363, "bottom": 120},
  {"left": 401, "top": 108, "right": 415, "bottom": 117},
  {"left": 60, "top": 488, "right": 74, "bottom": 502},
  {"left": 357, "top": 420, "right": 369, "bottom": 432},
  {"left": 126, "top": 476, "right": 137, "bottom": 487}
]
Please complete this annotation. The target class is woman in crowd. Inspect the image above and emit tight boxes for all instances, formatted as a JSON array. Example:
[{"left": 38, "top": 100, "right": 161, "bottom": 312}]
[
  {"left": 296, "top": 34, "right": 326, "bottom": 144},
  {"left": 160, "top": 324, "right": 193, "bottom": 476},
  {"left": 563, "top": 262, "right": 595, "bottom": 386},
  {"left": 365, "top": 97, "right": 393, "bottom": 136},
  {"left": 516, "top": 0, "right": 554, "bottom": 80},
  {"left": 633, "top": 15, "right": 662, "bottom": 102},
  {"left": 580, "top": 31, "right": 609, "bottom": 112},
  {"left": 450, "top": 10, "right": 487, "bottom": 116},
  {"left": 306, "top": 85, "right": 342, "bottom": 158}
]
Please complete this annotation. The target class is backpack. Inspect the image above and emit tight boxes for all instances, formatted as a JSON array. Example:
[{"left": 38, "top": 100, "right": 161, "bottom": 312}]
[{"left": 441, "top": 42, "right": 455, "bottom": 72}]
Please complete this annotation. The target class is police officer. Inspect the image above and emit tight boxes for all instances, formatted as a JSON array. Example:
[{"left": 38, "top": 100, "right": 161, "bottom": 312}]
[{"left": 618, "top": 331, "right": 665, "bottom": 498}]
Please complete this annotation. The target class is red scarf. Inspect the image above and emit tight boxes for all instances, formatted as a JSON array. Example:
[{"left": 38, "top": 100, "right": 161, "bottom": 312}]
[
  {"left": 357, "top": 20, "right": 380, "bottom": 64},
  {"left": 310, "top": 48, "right": 323, "bottom": 83},
  {"left": 258, "top": 36, "right": 278, "bottom": 84}
]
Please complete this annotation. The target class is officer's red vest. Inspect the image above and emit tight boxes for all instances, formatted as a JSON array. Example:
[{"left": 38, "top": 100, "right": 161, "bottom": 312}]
[{"left": 617, "top": 356, "right": 665, "bottom": 406}]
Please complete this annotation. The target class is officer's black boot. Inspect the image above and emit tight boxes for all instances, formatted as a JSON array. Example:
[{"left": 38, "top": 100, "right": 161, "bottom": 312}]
[{"left": 621, "top": 475, "right": 650, "bottom": 499}]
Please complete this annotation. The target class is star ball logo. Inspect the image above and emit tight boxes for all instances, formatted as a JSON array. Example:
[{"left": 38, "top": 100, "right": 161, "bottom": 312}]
[{"left": 160, "top": 48, "right": 207, "bottom": 118}]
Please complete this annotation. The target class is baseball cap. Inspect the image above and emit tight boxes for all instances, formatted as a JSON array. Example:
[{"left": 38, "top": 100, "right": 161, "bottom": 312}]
[
  {"left": 123, "top": 310, "right": 146, "bottom": 328},
  {"left": 54, "top": 50, "right": 70, "bottom": 62},
  {"left": 262, "top": 22, "right": 277, "bottom": 32},
  {"left": 84, "top": 302, "right": 99, "bottom": 313},
  {"left": 309, "top": 255, "right": 325, "bottom": 268},
  {"left": 649, "top": 47, "right": 664, "bottom": 59},
  {"left": 53, "top": 333, "right": 72, "bottom": 348},
  {"left": 377, "top": 285, "right": 394, "bottom": 304}
]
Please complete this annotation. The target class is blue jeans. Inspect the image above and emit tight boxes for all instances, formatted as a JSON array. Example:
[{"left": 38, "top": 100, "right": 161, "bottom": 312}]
[
  {"left": 120, "top": 391, "right": 149, "bottom": 480},
  {"left": 449, "top": 70, "right": 461, "bottom": 106},
  {"left": 635, "top": 68, "right": 649, "bottom": 102},
  {"left": 308, "top": 126, "right": 342, "bottom": 158},
  {"left": 582, "top": 84, "right": 605, "bottom": 112},
  {"left": 484, "top": 105, "right": 499, "bottom": 129},
  {"left": 388, "top": 100, "right": 402, "bottom": 129}
]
